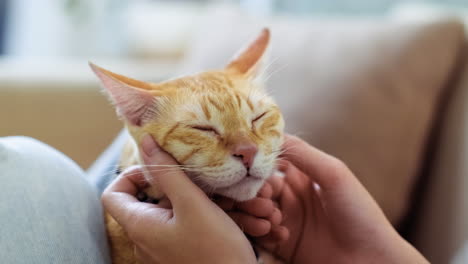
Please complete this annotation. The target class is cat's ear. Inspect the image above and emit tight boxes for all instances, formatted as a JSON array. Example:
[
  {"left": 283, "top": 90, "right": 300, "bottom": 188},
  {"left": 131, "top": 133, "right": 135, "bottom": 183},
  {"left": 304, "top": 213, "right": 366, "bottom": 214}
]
[
  {"left": 89, "top": 62, "right": 157, "bottom": 126},
  {"left": 226, "top": 28, "right": 270, "bottom": 77}
]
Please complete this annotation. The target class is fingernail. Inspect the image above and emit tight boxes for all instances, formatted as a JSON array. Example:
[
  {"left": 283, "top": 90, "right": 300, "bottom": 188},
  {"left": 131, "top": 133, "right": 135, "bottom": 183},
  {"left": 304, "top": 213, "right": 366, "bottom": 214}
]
[{"left": 141, "top": 134, "right": 159, "bottom": 157}]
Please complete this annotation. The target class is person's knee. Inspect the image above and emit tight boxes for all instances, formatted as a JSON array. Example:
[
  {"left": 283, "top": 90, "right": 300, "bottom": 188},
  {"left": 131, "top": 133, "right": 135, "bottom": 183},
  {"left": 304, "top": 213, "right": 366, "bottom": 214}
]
[
  {"left": 0, "top": 137, "right": 110, "bottom": 263},
  {"left": 0, "top": 136, "right": 92, "bottom": 193}
]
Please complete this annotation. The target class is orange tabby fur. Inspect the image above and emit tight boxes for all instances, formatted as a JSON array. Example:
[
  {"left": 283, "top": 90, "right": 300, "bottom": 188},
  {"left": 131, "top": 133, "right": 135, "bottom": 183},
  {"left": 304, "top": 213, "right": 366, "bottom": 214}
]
[{"left": 92, "top": 29, "right": 285, "bottom": 263}]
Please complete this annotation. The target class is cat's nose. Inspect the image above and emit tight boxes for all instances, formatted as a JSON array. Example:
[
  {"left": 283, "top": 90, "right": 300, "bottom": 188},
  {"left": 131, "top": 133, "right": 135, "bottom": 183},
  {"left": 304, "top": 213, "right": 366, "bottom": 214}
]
[{"left": 232, "top": 143, "right": 258, "bottom": 169}]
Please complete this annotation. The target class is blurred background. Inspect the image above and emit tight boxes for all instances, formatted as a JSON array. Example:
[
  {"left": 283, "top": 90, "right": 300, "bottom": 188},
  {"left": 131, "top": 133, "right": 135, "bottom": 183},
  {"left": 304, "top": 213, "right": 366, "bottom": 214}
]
[
  {"left": 1, "top": 0, "right": 467, "bottom": 168},
  {"left": 1, "top": 0, "right": 468, "bottom": 60}
]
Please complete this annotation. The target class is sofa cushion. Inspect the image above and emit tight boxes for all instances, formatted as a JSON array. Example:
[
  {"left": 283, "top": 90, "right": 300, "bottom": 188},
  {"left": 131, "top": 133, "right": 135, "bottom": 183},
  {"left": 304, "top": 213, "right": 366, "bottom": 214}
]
[
  {"left": 180, "top": 13, "right": 465, "bottom": 224},
  {"left": 409, "top": 43, "right": 468, "bottom": 263}
]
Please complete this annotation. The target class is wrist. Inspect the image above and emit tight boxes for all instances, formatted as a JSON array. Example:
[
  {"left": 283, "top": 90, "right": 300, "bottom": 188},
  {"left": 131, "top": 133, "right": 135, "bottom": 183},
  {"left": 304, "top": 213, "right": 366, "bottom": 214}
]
[
  {"left": 371, "top": 233, "right": 429, "bottom": 264},
  {"left": 224, "top": 256, "right": 257, "bottom": 264},
  {"left": 395, "top": 237, "right": 429, "bottom": 264}
]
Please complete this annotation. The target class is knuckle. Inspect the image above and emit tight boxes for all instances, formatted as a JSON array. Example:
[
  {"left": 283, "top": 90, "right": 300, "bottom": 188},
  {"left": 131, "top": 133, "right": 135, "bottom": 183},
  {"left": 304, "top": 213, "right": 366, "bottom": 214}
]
[
  {"left": 100, "top": 193, "right": 107, "bottom": 205},
  {"left": 100, "top": 192, "right": 111, "bottom": 208}
]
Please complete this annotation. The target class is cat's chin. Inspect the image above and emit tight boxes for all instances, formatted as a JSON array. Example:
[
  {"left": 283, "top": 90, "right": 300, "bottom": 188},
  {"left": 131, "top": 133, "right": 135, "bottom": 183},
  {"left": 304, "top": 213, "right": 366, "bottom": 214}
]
[{"left": 214, "top": 177, "right": 265, "bottom": 202}]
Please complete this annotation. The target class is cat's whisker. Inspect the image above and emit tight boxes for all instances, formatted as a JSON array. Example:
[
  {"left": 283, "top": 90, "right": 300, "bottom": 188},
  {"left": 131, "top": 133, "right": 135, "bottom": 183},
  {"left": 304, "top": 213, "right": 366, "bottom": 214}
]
[
  {"left": 119, "top": 168, "right": 182, "bottom": 179},
  {"left": 264, "top": 62, "right": 289, "bottom": 84},
  {"left": 190, "top": 175, "right": 213, "bottom": 192},
  {"left": 247, "top": 82, "right": 254, "bottom": 103},
  {"left": 209, "top": 185, "right": 217, "bottom": 196},
  {"left": 255, "top": 56, "right": 280, "bottom": 85},
  {"left": 116, "top": 165, "right": 207, "bottom": 179},
  {"left": 261, "top": 56, "right": 280, "bottom": 78},
  {"left": 274, "top": 158, "right": 288, "bottom": 167},
  {"left": 97, "top": 165, "right": 204, "bottom": 179},
  {"left": 139, "top": 164, "right": 203, "bottom": 169},
  {"left": 273, "top": 149, "right": 288, "bottom": 156},
  {"left": 278, "top": 150, "right": 303, "bottom": 159}
]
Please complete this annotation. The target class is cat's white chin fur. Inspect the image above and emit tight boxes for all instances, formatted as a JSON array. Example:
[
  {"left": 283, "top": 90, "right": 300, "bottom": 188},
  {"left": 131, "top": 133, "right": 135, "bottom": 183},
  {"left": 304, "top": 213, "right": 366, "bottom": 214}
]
[{"left": 214, "top": 177, "right": 265, "bottom": 201}]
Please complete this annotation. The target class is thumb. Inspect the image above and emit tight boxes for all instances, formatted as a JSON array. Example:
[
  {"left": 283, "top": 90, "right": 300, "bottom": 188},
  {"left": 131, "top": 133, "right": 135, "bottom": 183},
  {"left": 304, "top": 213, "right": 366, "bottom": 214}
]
[{"left": 139, "top": 134, "right": 209, "bottom": 212}]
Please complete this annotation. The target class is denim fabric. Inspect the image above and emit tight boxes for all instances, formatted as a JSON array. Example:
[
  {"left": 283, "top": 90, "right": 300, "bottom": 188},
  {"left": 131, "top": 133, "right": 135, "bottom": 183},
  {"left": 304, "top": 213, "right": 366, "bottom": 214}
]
[
  {"left": 0, "top": 136, "right": 110, "bottom": 264},
  {"left": 0, "top": 0, "right": 6, "bottom": 54},
  {"left": 87, "top": 130, "right": 128, "bottom": 194}
]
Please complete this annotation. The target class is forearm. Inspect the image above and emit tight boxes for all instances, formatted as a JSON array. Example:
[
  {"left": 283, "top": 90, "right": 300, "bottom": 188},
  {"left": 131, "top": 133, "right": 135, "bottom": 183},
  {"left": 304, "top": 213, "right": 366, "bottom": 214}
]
[
  {"left": 392, "top": 237, "right": 429, "bottom": 264},
  {"left": 365, "top": 233, "right": 429, "bottom": 264}
]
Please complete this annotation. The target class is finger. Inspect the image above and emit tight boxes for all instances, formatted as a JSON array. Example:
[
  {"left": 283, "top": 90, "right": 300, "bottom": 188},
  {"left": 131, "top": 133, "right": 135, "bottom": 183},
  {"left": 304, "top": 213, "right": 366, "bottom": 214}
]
[
  {"left": 276, "top": 159, "right": 290, "bottom": 171},
  {"left": 156, "top": 197, "right": 172, "bottom": 209},
  {"left": 105, "top": 166, "right": 148, "bottom": 196},
  {"left": 101, "top": 169, "right": 158, "bottom": 231},
  {"left": 267, "top": 175, "right": 285, "bottom": 200},
  {"left": 282, "top": 135, "right": 375, "bottom": 203},
  {"left": 236, "top": 197, "right": 274, "bottom": 218},
  {"left": 102, "top": 167, "right": 148, "bottom": 214},
  {"left": 270, "top": 225, "right": 290, "bottom": 242},
  {"left": 228, "top": 212, "right": 271, "bottom": 237},
  {"left": 268, "top": 207, "right": 282, "bottom": 226},
  {"left": 140, "top": 134, "right": 208, "bottom": 211},
  {"left": 281, "top": 134, "right": 354, "bottom": 191},
  {"left": 258, "top": 183, "right": 273, "bottom": 199},
  {"left": 254, "top": 236, "right": 277, "bottom": 252},
  {"left": 283, "top": 162, "right": 312, "bottom": 198},
  {"left": 283, "top": 135, "right": 391, "bottom": 232},
  {"left": 255, "top": 225, "right": 290, "bottom": 247}
]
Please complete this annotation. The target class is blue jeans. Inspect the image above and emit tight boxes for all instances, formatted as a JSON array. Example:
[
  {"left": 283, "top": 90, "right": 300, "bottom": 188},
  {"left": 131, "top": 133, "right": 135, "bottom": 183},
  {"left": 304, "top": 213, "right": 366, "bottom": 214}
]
[{"left": 0, "top": 136, "right": 111, "bottom": 264}]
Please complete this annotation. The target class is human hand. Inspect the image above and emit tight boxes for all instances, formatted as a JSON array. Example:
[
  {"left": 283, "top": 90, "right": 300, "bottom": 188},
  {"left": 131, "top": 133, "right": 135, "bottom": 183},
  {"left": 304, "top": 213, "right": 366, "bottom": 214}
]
[
  {"left": 101, "top": 134, "right": 257, "bottom": 264},
  {"left": 214, "top": 180, "right": 289, "bottom": 240},
  {"left": 257, "top": 134, "right": 429, "bottom": 264}
]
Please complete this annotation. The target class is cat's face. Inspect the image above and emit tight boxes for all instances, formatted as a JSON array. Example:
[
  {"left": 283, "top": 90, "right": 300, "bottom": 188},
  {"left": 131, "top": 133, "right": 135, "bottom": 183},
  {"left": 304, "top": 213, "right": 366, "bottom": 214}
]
[
  {"left": 92, "top": 29, "right": 283, "bottom": 201},
  {"left": 146, "top": 71, "right": 283, "bottom": 201}
]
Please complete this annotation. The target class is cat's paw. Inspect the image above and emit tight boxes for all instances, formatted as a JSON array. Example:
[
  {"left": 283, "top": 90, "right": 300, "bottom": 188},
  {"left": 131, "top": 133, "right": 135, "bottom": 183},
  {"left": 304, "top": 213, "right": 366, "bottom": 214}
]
[
  {"left": 136, "top": 191, "right": 160, "bottom": 204},
  {"left": 136, "top": 184, "right": 166, "bottom": 204}
]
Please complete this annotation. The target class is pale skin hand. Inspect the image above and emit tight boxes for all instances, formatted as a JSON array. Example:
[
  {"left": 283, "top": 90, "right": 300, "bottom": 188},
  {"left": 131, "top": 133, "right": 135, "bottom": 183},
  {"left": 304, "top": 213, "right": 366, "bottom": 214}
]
[
  {"left": 103, "top": 133, "right": 428, "bottom": 263},
  {"left": 249, "top": 134, "right": 429, "bottom": 264},
  {"left": 214, "top": 179, "right": 290, "bottom": 242},
  {"left": 101, "top": 134, "right": 257, "bottom": 264}
]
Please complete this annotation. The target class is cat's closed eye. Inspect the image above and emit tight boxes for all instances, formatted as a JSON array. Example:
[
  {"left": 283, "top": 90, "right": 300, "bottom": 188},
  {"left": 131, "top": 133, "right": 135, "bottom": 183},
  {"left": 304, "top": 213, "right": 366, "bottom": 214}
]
[
  {"left": 252, "top": 112, "right": 267, "bottom": 125},
  {"left": 191, "top": 125, "right": 220, "bottom": 136}
]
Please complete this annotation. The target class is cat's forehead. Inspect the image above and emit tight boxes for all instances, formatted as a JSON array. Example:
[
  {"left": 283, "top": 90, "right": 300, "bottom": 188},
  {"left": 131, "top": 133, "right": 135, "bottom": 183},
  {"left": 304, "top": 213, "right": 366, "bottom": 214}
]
[
  {"left": 160, "top": 70, "right": 274, "bottom": 122},
  {"left": 177, "top": 72, "right": 268, "bottom": 107},
  {"left": 165, "top": 71, "right": 238, "bottom": 93}
]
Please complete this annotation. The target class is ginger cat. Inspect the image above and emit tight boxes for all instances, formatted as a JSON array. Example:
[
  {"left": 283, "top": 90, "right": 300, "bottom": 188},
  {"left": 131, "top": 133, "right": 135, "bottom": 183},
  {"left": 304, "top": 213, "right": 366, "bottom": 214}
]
[{"left": 90, "top": 29, "right": 285, "bottom": 264}]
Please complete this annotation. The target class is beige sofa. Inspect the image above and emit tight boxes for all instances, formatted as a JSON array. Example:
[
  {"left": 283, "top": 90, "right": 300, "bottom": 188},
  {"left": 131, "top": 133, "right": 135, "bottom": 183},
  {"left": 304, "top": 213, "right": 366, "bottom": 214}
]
[
  {"left": 1, "top": 16, "right": 467, "bottom": 263},
  {"left": 0, "top": 59, "right": 178, "bottom": 168}
]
